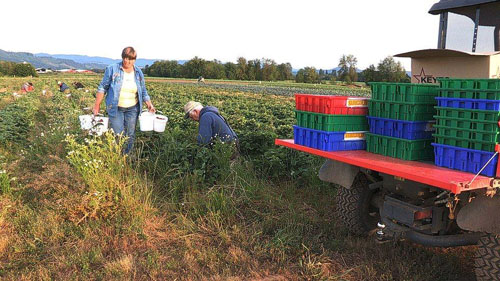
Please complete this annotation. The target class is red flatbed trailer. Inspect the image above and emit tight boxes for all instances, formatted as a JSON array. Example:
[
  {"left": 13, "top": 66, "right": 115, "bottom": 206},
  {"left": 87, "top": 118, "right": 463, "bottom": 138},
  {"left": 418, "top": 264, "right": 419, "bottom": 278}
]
[{"left": 275, "top": 139, "right": 498, "bottom": 194}]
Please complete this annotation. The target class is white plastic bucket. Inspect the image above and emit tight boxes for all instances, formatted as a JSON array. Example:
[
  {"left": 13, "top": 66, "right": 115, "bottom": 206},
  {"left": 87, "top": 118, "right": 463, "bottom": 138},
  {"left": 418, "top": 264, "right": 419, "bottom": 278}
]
[
  {"left": 153, "top": 114, "right": 168, "bottom": 133},
  {"left": 139, "top": 111, "right": 155, "bottom": 131},
  {"left": 79, "top": 115, "right": 109, "bottom": 136},
  {"left": 92, "top": 116, "right": 109, "bottom": 136},
  {"left": 79, "top": 115, "right": 93, "bottom": 130}
]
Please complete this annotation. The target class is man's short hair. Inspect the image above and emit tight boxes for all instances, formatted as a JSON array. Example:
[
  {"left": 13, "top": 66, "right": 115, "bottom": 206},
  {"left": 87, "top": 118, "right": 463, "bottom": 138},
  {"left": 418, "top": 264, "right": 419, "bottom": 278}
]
[
  {"left": 184, "top": 101, "right": 203, "bottom": 119},
  {"left": 122, "top": 47, "right": 137, "bottom": 60}
]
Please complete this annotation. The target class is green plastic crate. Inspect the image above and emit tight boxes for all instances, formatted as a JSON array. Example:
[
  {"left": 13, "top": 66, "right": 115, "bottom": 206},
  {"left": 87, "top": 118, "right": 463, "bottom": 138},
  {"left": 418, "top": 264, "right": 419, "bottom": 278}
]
[
  {"left": 434, "top": 125, "right": 499, "bottom": 149},
  {"left": 475, "top": 89, "right": 500, "bottom": 100},
  {"left": 433, "top": 134, "right": 473, "bottom": 149},
  {"left": 366, "top": 133, "right": 434, "bottom": 160},
  {"left": 434, "top": 116, "right": 473, "bottom": 130},
  {"left": 438, "top": 78, "right": 500, "bottom": 99},
  {"left": 433, "top": 107, "right": 500, "bottom": 152},
  {"left": 438, "top": 78, "right": 476, "bottom": 89},
  {"left": 369, "top": 100, "right": 436, "bottom": 121},
  {"left": 295, "top": 110, "right": 368, "bottom": 132},
  {"left": 476, "top": 79, "right": 500, "bottom": 90},
  {"left": 438, "top": 88, "right": 500, "bottom": 100},
  {"left": 370, "top": 83, "right": 397, "bottom": 101},
  {"left": 438, "top": 88, "right": 476, "bottom": 99},
  {"left": 433, "top": 133, "right": 497, "bottom": 152},
  {"left": 435, "top": 107, "right": 500, "bottom": 122},
  {"left": 370, "top": 83, "right": 438, "bottom": 103},
  {"left": 439, "top": 78, "right": 500, "bottom": 90},
  {"left": 433, "top": 125, "right": 472, "bottom": 139},
  {"left": 434, "top": 115, "right": 498, "bottom": 131}
]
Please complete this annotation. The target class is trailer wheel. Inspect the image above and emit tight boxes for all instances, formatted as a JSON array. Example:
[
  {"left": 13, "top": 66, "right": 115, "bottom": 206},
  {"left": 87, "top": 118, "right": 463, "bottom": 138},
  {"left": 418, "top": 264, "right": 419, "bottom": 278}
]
[
  {"left": 475, "top": 234, "right": 500, "bottom": 280},
  {"left": 336, "top": 173, "right": 380, "bottom": 236}
]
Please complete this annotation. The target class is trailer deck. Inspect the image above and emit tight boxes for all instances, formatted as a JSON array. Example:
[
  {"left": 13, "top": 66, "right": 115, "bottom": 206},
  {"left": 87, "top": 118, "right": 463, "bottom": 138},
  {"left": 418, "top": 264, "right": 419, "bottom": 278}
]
[{"left": 275, "top": 139, "right": 498, "bottom": 194}]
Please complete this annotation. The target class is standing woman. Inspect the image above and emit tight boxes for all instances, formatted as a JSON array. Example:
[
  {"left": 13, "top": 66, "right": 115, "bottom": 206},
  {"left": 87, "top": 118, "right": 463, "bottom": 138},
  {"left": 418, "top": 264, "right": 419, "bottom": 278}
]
[{"left": 92, "top": 46, "right": 155, "bottom": 154}]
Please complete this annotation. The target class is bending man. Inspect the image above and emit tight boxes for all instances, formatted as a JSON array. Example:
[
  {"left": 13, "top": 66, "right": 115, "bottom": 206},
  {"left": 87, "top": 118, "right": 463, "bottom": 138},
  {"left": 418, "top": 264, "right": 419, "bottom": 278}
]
[{"left": 184, "top": 101, "right": 238, "bottom": 147}]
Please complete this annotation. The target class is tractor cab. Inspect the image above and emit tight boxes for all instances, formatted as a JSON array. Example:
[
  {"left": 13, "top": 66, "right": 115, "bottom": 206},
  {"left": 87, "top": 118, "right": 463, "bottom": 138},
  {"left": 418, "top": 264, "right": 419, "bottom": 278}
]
[
  {"left": 430, "top": 0, "right": 500, "bottom": 53},
  {"left": 396, "top": 0, "right": 500, "bottom": 83}
]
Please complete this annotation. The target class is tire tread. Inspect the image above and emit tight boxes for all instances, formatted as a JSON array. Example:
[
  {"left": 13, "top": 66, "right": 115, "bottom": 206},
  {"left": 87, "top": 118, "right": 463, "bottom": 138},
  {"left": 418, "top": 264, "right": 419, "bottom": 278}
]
[{"left": 476, "top": 234, "right": 500, "bottom": 281}]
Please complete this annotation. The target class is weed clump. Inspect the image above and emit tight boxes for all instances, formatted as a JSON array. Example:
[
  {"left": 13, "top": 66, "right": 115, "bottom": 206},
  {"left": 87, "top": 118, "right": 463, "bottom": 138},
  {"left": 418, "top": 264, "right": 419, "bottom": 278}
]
[{"left": 65, "top": 132, "right": 151, "bottom": 228}]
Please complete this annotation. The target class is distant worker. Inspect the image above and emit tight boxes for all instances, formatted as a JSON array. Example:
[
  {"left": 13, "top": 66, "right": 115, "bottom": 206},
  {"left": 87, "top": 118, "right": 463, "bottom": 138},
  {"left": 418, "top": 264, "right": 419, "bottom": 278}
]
[
  {"left": 73, "top": 81, "right": 85, "bottom": 89},
  {"left": 57, "top": 81, "right": 70, "bottom": 93},
  {"left": 184, "top": 101, "right": 239, "bottom": 157},
  {"left": 92, "top": 46, "right": 156, "bottom": 154},
  {"left": 197, "top": 76, "right": 205, "bottom": 84},
  {"left": 20, "top": 82, "right": 34, "bottom": 93}
]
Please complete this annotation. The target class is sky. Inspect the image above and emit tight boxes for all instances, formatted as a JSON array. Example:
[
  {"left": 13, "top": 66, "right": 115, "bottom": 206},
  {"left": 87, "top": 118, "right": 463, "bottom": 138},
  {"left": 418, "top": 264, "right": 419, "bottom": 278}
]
[{"left": 2, "top": 0, "right": 440, "bottom": 70}]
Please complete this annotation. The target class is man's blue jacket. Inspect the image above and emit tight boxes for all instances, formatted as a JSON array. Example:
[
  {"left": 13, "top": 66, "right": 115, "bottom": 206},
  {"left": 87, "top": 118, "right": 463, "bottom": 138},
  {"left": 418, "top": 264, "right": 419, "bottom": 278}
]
[
  {"left": 197, "top": 106, "right": 238, "bottom": 145},
  {"left": 59, "top": 83, "right": 69, "bottom": 92}
]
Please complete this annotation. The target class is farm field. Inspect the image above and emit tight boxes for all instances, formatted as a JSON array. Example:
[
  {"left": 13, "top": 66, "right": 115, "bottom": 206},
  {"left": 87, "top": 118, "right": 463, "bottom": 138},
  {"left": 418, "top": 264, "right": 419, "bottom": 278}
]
[{"left": 0, "top": 75, "right": 476, "bottom": 280}]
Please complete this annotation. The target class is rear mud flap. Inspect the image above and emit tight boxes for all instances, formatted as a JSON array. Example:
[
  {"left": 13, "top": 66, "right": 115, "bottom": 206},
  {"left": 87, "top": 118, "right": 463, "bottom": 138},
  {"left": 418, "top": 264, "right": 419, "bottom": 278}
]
[
  {"left": 457, "top": 195, "right": 500, "bottom": 235},
  {"left": 319, "top": 159, "right": 360, "bottom": 189}
]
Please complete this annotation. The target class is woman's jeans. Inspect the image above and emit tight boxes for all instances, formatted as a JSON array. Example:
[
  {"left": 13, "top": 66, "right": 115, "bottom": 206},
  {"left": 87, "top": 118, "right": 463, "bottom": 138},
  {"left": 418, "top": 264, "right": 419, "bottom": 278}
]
[{"left": 109, "top": 104, "right": 139, "bottom": 154}]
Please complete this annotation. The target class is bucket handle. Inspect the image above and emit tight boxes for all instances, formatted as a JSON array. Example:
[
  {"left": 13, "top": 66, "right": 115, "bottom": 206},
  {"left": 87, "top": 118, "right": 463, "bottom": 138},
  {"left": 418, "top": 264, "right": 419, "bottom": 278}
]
[
  {"left": 141, "top": 110, "right": 162, "bottom": 116},
  {"left": 92, "top": 113, "right": 105, "bottom": 118}
]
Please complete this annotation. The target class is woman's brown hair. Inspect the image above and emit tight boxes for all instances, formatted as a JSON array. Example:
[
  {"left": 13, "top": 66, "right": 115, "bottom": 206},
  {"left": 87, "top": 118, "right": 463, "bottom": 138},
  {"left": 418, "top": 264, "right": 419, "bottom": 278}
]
[{"left": 121, "top": 47, "right": 137, "bottom": 60}]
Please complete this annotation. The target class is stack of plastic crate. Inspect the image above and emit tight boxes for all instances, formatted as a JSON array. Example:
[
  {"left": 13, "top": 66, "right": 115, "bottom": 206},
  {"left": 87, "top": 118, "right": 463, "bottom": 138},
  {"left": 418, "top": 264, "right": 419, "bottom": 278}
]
[
  {"left": 366, "top": 83, "right": 439, "bottom": 160},
  {"left": 293, "top": 94, "right": 369, "bottom": 151},
  {"left": 432, "top": 78, "right": 500, "bottom": 177}
]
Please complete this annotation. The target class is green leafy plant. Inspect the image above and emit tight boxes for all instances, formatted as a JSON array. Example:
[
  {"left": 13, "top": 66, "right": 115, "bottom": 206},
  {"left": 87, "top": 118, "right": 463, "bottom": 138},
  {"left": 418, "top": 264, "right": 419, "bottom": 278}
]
[{"left": 0, "top": 169, "right": 10, "bottom": 194}]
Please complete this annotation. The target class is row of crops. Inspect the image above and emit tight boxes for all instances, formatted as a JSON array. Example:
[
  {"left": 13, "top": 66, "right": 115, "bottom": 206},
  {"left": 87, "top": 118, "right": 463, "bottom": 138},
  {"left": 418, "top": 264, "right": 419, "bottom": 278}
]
[
  {"left": 186, "top": 81, "right": 371, "bottom": 97},
  {"left": 0, "top": 76, "right": 334, "bottom": 198}
]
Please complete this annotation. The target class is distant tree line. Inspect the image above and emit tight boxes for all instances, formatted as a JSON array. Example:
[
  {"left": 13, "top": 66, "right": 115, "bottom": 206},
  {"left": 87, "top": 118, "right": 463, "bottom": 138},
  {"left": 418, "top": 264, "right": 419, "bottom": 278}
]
[
  {"left": 144, "top": 57, "right": 294, "bottom": 81},
  {"left": 361, "top": 57, "right": 410, "bottom": 83},
  {"left": 0, "top": 61, "right": 37, "bottom": 77},
  {"left": 294, "top": 55, "right": 410, "bottom": 84},
  {"left": 295, "top": 54, "right": 359, "bottom": 84},
  {"left": 0, "top": 55, "right": 409, "bottom": 84}
]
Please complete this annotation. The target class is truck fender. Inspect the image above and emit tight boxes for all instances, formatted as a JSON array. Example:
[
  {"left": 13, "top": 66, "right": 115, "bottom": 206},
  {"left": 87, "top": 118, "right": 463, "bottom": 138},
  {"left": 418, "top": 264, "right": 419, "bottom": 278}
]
[
  {"left": 318, "top": 159, "right": 360, "bottom": 189},
  {"left": 457, "top": 195, "right": 500, "bottom": 235}
]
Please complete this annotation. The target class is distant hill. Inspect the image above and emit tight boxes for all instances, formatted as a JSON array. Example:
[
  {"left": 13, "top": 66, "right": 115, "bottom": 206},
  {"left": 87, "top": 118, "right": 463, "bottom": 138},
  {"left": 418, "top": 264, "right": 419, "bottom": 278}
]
[
  {"left": 34, "top": 53, "right": 174, "bottom": 68},
  {"left": 0, "top": 49, "right": 106, "bottom": 70},
  {"left": 35, "top": 53, "right": 186, "bottom": 68},
  {"left": 0, "top": 49, "right": 186, "bottom": 70}
]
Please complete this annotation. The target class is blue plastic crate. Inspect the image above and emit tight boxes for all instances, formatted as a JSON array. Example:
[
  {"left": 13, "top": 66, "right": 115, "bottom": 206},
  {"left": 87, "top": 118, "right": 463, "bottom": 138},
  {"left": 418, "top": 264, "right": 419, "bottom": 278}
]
[
  {"left": 436, "top": 97, "right": 500, "bottom": 111},
  {"left": 367, "top": 116, "right": 435, "bottom": 140},
  {"left": 293, "top": 126, "right": 366, "bottom": 151},
  {"left": 432, "top": 143, "right": 498, "bottom": 177}
]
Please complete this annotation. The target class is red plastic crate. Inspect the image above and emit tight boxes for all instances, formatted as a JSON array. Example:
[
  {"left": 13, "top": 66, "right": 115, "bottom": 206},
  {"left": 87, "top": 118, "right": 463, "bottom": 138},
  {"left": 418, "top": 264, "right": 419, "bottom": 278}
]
[{"left": 295, "top": 94, "right": 369, "bottom": 115}]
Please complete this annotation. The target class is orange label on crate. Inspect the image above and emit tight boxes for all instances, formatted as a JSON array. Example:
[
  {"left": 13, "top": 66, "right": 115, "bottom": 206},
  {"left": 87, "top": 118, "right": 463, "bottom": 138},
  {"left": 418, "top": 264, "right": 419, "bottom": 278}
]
[
  {"left": 344, "top": 132, "right": 366, "bottom": 141},
  {"left": 346, "top": 98, "right": 368, "bottom": 107}
]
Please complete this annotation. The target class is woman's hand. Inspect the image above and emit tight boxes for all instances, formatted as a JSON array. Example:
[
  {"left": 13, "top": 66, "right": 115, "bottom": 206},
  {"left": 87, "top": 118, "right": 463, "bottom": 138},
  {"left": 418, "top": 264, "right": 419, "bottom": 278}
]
[
  {"left": 92, "top": 104, "right": 100, "bottom": 116},
  {"left": 146, "top": 101, "right": 156, "bottom": 113}
]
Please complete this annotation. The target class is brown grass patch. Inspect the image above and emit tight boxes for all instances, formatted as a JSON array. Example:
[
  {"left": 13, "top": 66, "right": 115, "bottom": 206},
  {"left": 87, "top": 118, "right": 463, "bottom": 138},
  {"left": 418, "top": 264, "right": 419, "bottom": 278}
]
[
  {"left": 0, "top": 198, "right": 14, "bottom": 257},
  {"left": 104, "top": 254, "right": 135, "bottom": 276},
  {"left": 22, "top": 155, "right": 84, "bottom": 193},
  {"left": 226, "top": 245, "right": 250, "bottom": 264}
]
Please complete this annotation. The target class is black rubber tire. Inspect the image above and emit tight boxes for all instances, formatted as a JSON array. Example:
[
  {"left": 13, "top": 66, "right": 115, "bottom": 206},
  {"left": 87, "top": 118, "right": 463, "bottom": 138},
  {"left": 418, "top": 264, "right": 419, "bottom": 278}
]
[
  {"left": 475, "top": 234, "right": 500, "bottom": 281},
  {"left": 336, "top": 173, "right": 380, "bottom": 236}
]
